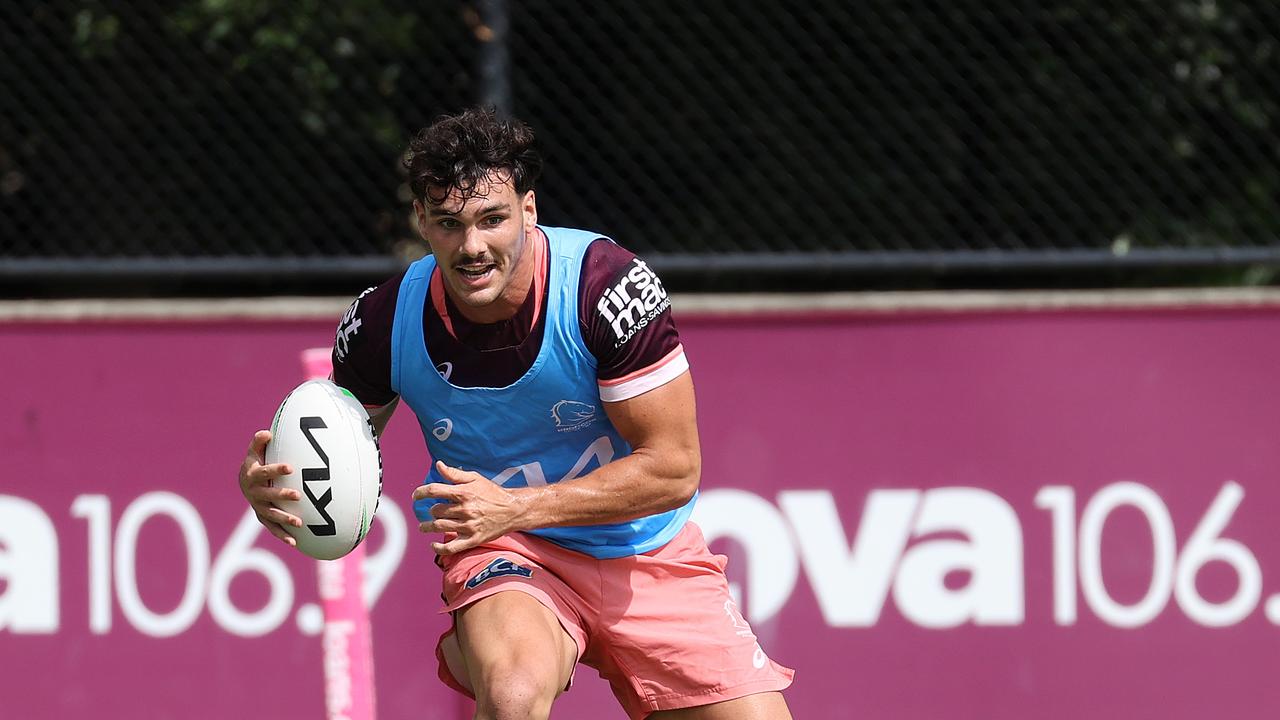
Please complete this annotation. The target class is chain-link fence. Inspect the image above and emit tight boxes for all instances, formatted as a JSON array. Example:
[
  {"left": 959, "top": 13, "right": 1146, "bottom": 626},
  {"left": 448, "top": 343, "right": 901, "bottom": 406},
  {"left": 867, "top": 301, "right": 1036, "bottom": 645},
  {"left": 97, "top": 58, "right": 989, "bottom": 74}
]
[{"left": 3, "top": 1, "right": 1279, "bottom": 292}]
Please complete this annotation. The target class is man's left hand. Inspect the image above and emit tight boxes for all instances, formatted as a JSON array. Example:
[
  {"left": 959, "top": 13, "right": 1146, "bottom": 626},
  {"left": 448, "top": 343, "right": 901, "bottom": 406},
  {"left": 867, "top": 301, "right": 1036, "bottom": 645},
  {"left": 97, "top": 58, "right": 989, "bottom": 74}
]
[{"left": 413, "top": 461, "right": 529, "bottom": 555}]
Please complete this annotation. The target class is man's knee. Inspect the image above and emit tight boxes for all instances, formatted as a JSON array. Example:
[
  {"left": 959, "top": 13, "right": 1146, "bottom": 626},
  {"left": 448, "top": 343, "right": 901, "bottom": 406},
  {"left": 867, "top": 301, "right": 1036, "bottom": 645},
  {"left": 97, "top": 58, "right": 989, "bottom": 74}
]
[
  {"left": 454, "top": 591, "right": 578, "bottom": 719},
  {"left": 471, "top": 662, "right": 558, "bottom": 720}
]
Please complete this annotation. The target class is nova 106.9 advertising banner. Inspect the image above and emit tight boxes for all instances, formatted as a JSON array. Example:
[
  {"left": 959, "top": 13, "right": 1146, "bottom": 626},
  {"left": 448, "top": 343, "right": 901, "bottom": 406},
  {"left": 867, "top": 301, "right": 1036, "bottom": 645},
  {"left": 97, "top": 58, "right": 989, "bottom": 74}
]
[{"left": 2, "top": 296, "right": 1278, "bottom": 719}]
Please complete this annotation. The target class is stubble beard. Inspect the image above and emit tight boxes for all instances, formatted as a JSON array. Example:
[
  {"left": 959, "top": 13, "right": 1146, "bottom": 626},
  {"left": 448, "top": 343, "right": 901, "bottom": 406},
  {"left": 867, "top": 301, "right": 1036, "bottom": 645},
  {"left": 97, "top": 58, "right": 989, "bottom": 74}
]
[{"left": 450, "top": 216, "right": 529, "bottom": 315}]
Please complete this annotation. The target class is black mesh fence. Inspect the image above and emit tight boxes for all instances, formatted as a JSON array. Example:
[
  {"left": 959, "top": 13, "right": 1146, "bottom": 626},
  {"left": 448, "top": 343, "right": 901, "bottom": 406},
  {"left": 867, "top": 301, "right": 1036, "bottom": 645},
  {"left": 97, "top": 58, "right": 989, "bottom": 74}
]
[{"left": 3, "top": 1, "right": 1280, "bottom": 292}]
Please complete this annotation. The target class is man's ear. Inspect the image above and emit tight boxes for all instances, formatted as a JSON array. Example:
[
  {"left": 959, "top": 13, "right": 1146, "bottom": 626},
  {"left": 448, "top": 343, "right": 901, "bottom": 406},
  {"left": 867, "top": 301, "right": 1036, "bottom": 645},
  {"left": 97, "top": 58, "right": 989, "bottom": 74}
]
[{"left": 523, "top": 189, "right": 537, "bottom": 230}]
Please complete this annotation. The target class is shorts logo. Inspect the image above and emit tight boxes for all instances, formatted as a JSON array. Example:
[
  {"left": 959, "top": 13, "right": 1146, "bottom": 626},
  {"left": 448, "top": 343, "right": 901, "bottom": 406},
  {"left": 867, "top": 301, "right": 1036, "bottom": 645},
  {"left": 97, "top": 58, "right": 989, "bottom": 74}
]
[
  {"left": 465, "top": 557, "right": 534, "bottom": 589},
  {"left": 594, "top": 258, "right": 671, "bottom": 348},
  {"left": 436, "top": 362, "right": 454, "bottom": 381},
  {"left": 724, "top": 599, "right": 770, "bottom": 669},
  {"left": 432, "top": 418, "right": 453, "bottom": 441},
  {"left": 551, "top": 400, "right": 597, "bottom": 432},
  {"left": 724, "top": 599, "right": 755, "bottom": 639}
]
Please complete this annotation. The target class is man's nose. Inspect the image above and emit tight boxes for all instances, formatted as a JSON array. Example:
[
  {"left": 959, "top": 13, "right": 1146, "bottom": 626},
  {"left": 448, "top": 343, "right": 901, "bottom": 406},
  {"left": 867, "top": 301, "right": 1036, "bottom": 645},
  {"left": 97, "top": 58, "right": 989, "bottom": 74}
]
[{"left": 459, "top": 225, "right": 487, "bottom": 257}]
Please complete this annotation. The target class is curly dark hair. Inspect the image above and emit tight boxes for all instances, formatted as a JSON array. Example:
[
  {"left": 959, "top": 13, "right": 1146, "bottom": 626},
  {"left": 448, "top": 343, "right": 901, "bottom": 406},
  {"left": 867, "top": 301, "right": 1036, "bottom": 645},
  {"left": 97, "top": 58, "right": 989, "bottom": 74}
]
[{"left": 403, "top": 108, "right": 543, "bottom": 205}]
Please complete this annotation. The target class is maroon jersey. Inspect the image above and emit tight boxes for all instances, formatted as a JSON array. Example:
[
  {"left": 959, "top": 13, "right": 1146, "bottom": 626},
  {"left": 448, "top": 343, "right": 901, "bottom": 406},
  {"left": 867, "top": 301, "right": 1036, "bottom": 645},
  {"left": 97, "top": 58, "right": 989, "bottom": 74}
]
[{"left": 332, "top": 233, "right": 685, "bottom": 409}]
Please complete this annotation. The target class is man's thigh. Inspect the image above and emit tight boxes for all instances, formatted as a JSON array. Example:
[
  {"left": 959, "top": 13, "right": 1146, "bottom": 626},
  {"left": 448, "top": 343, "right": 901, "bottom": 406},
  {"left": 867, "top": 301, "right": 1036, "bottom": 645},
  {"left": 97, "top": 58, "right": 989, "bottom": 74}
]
[
  {"left": 449, "top": 590, "right": 578, "bottom": 697},
  {"left": 435, "top": 533, "right": 594, "bottom": 699}
]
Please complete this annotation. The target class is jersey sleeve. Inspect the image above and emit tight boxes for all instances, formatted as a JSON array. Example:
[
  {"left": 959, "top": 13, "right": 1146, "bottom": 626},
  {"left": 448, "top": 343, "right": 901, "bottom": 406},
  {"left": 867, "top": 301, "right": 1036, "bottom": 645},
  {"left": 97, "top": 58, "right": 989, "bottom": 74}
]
[
  {"left": 331, "top": 272, "right": 404, "bottom": 409},
  {"left": 579, "top": 239, "right": 688, "bottom": 402}
]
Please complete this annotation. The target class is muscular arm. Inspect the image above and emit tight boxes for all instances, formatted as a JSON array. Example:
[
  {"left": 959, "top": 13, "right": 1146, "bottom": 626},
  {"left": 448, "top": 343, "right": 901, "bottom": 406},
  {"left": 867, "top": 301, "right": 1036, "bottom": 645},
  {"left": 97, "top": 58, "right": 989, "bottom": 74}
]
[
  {"left": 415, "top": 371, "right": 700, "bottom": 554},
  {"left": 519, "top": 371, "right": 700, "bottom": 525}
]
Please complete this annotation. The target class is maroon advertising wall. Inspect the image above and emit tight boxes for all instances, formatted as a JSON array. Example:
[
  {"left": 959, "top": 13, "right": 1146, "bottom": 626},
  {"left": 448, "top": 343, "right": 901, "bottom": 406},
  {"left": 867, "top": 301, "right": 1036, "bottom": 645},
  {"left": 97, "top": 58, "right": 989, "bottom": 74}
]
[{"left": 3, "top": 301, "right": 1278, "bottom": 719}]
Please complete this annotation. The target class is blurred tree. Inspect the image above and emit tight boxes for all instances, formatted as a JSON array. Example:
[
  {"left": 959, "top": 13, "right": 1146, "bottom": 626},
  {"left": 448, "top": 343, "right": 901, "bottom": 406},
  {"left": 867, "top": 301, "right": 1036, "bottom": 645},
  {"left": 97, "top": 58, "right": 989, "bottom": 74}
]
[
  {"left": 21, "top": 0, "right": 470, "bottom": 262},
  {"left": 918, "top": 0, "right": 1280, "bottom": 254},
  {"left": 512, "top": 0, "right": 1278, "bottom": 268},
  {"left": 71, "top": 0, "right": 443, "bottom": 149},
  {"left": 3, "top": 0, "right": 1275, "bottom": 289},
  {"left": 166, "top": 0, "right": 425, "bottom": 148}
]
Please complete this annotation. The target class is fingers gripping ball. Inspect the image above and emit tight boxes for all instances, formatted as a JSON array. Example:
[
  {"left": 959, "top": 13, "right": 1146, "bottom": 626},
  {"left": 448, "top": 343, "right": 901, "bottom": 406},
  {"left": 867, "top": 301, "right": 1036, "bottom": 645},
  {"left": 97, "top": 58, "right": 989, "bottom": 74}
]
[{"left": 265, "top": 380, "right": 383, "bottom": 560}]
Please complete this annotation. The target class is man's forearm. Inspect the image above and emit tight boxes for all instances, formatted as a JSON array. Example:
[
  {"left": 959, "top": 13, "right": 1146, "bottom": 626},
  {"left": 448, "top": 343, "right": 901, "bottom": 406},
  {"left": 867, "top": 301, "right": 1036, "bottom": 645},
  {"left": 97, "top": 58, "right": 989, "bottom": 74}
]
[{"left": 508, "top": 446, "right": 699, "bottom": 530}]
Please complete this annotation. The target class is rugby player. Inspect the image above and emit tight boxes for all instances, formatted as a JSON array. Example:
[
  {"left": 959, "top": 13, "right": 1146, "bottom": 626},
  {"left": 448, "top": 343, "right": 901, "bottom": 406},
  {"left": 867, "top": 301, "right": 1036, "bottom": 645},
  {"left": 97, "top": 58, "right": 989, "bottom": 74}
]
[{"left": 240, "top": 108, "right": 793, "bottom": 719}]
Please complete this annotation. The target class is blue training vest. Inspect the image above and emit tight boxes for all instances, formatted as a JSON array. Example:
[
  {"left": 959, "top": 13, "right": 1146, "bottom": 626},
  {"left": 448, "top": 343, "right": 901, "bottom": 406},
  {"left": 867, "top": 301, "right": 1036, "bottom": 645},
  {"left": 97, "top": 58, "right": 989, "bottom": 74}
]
[{"left": 390, "top": 226, "right": 695, "bottom": 559}]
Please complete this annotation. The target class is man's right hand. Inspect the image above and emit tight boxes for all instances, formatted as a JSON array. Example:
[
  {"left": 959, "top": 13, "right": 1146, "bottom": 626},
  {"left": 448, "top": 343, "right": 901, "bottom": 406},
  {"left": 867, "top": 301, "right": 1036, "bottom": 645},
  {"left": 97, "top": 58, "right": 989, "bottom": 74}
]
[{"left": 238, "top": 430, "right": 304, "bottom": 547}]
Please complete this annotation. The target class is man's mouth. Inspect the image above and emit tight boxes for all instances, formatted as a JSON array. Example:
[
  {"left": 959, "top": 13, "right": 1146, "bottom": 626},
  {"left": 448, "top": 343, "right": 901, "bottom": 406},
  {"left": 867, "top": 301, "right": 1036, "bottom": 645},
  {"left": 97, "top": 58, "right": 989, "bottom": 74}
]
[{"left": 455, "top": 263, "right": 496, "bottom": 284}]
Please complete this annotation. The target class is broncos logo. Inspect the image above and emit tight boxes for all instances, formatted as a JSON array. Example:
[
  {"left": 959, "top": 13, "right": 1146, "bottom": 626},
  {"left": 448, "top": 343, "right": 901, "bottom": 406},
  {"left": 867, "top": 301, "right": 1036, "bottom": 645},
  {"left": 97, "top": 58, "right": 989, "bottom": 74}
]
[
  {"left": 551, "top": 400, "right": 597, "bottom": 431},
  {"left": 465, "top": 558, "right": 534, "bottom": 589}
]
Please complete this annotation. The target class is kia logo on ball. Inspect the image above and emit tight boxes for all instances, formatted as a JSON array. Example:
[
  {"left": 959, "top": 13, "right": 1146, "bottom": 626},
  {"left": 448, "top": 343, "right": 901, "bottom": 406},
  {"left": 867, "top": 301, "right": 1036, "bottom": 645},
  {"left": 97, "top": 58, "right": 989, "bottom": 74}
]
[{"left": 299, "top": 416, "right": 337, "bottom": 537}]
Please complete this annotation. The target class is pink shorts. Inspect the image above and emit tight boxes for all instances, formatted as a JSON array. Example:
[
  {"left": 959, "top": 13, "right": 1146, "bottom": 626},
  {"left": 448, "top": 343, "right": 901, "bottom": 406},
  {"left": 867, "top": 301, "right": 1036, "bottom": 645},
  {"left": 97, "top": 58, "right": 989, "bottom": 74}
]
[{"left": 435, "top": 522, "right": 794, "bottom": 719}]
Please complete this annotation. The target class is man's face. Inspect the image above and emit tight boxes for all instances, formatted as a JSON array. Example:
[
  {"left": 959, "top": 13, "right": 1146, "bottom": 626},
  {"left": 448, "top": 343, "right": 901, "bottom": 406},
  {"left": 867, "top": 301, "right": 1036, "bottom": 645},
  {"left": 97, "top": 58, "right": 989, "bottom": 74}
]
[{"left": 414, "top": 173, "right": 538, "bottom": 322}]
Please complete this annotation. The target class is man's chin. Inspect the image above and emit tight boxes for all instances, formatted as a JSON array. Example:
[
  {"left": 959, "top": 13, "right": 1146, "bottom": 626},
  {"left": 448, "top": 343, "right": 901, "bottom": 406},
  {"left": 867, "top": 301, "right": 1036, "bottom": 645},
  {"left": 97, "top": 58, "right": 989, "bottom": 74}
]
[
  {"left": 447, "top": 282, "right": 499, "bottom": 309},
  {"left": 455, "top": 290, "right": 491, "bottom": 307}
]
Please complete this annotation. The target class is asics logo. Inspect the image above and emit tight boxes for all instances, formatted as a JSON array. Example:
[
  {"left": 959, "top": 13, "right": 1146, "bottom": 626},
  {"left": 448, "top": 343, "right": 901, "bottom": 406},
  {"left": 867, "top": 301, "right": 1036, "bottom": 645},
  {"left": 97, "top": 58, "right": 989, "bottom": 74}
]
[
  {"left": 724, "top": 598, "right": 769, "bottom": 669},
  {"left": 432, "top": 418, "right": 453, "bottom": 441},
  {"left": 436, "top": 362, "right": 454, "bottom": 381}
]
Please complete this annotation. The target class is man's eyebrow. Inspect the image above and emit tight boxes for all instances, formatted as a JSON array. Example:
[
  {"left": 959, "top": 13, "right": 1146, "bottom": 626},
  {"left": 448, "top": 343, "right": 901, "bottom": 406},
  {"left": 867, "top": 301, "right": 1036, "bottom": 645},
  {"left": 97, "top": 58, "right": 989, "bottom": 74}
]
[{"left": 427, "top": 202, "right": 510, "bottom": 217}]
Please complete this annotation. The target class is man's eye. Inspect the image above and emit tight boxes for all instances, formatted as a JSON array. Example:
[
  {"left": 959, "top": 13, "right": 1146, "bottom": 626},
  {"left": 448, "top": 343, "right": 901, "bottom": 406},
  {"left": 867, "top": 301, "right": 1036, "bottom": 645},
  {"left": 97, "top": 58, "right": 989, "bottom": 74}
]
[
  {"left": 438, "top": 219, "right": 460, "bottom": 229},
  {"left": 484, "top": 216, "right": 505, "bottom": 225}
]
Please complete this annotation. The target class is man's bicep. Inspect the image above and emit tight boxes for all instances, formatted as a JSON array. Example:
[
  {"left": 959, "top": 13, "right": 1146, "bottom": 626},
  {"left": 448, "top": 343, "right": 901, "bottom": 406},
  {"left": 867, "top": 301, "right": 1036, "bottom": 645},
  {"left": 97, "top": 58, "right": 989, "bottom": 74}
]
[
  {"left": 601, "top": 371, "right": 700, "bottom": 505},
  {"left": 603, "top": 370, "right": 698, "bottom": 463}
]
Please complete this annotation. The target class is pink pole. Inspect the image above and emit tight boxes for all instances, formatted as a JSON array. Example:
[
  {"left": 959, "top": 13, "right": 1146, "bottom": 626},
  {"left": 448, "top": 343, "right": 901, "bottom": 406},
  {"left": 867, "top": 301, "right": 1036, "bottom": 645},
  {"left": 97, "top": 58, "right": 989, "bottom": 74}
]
[{"left": 303, "top": 348, "right": 377, "bottom": 720}]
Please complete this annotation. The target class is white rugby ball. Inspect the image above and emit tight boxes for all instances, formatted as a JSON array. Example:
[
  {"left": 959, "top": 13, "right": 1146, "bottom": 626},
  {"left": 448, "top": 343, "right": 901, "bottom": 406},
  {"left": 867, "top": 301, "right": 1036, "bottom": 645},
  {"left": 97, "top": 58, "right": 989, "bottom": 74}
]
[{"left": 265, "top": 379, "right": 382, "bottom": 560}]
